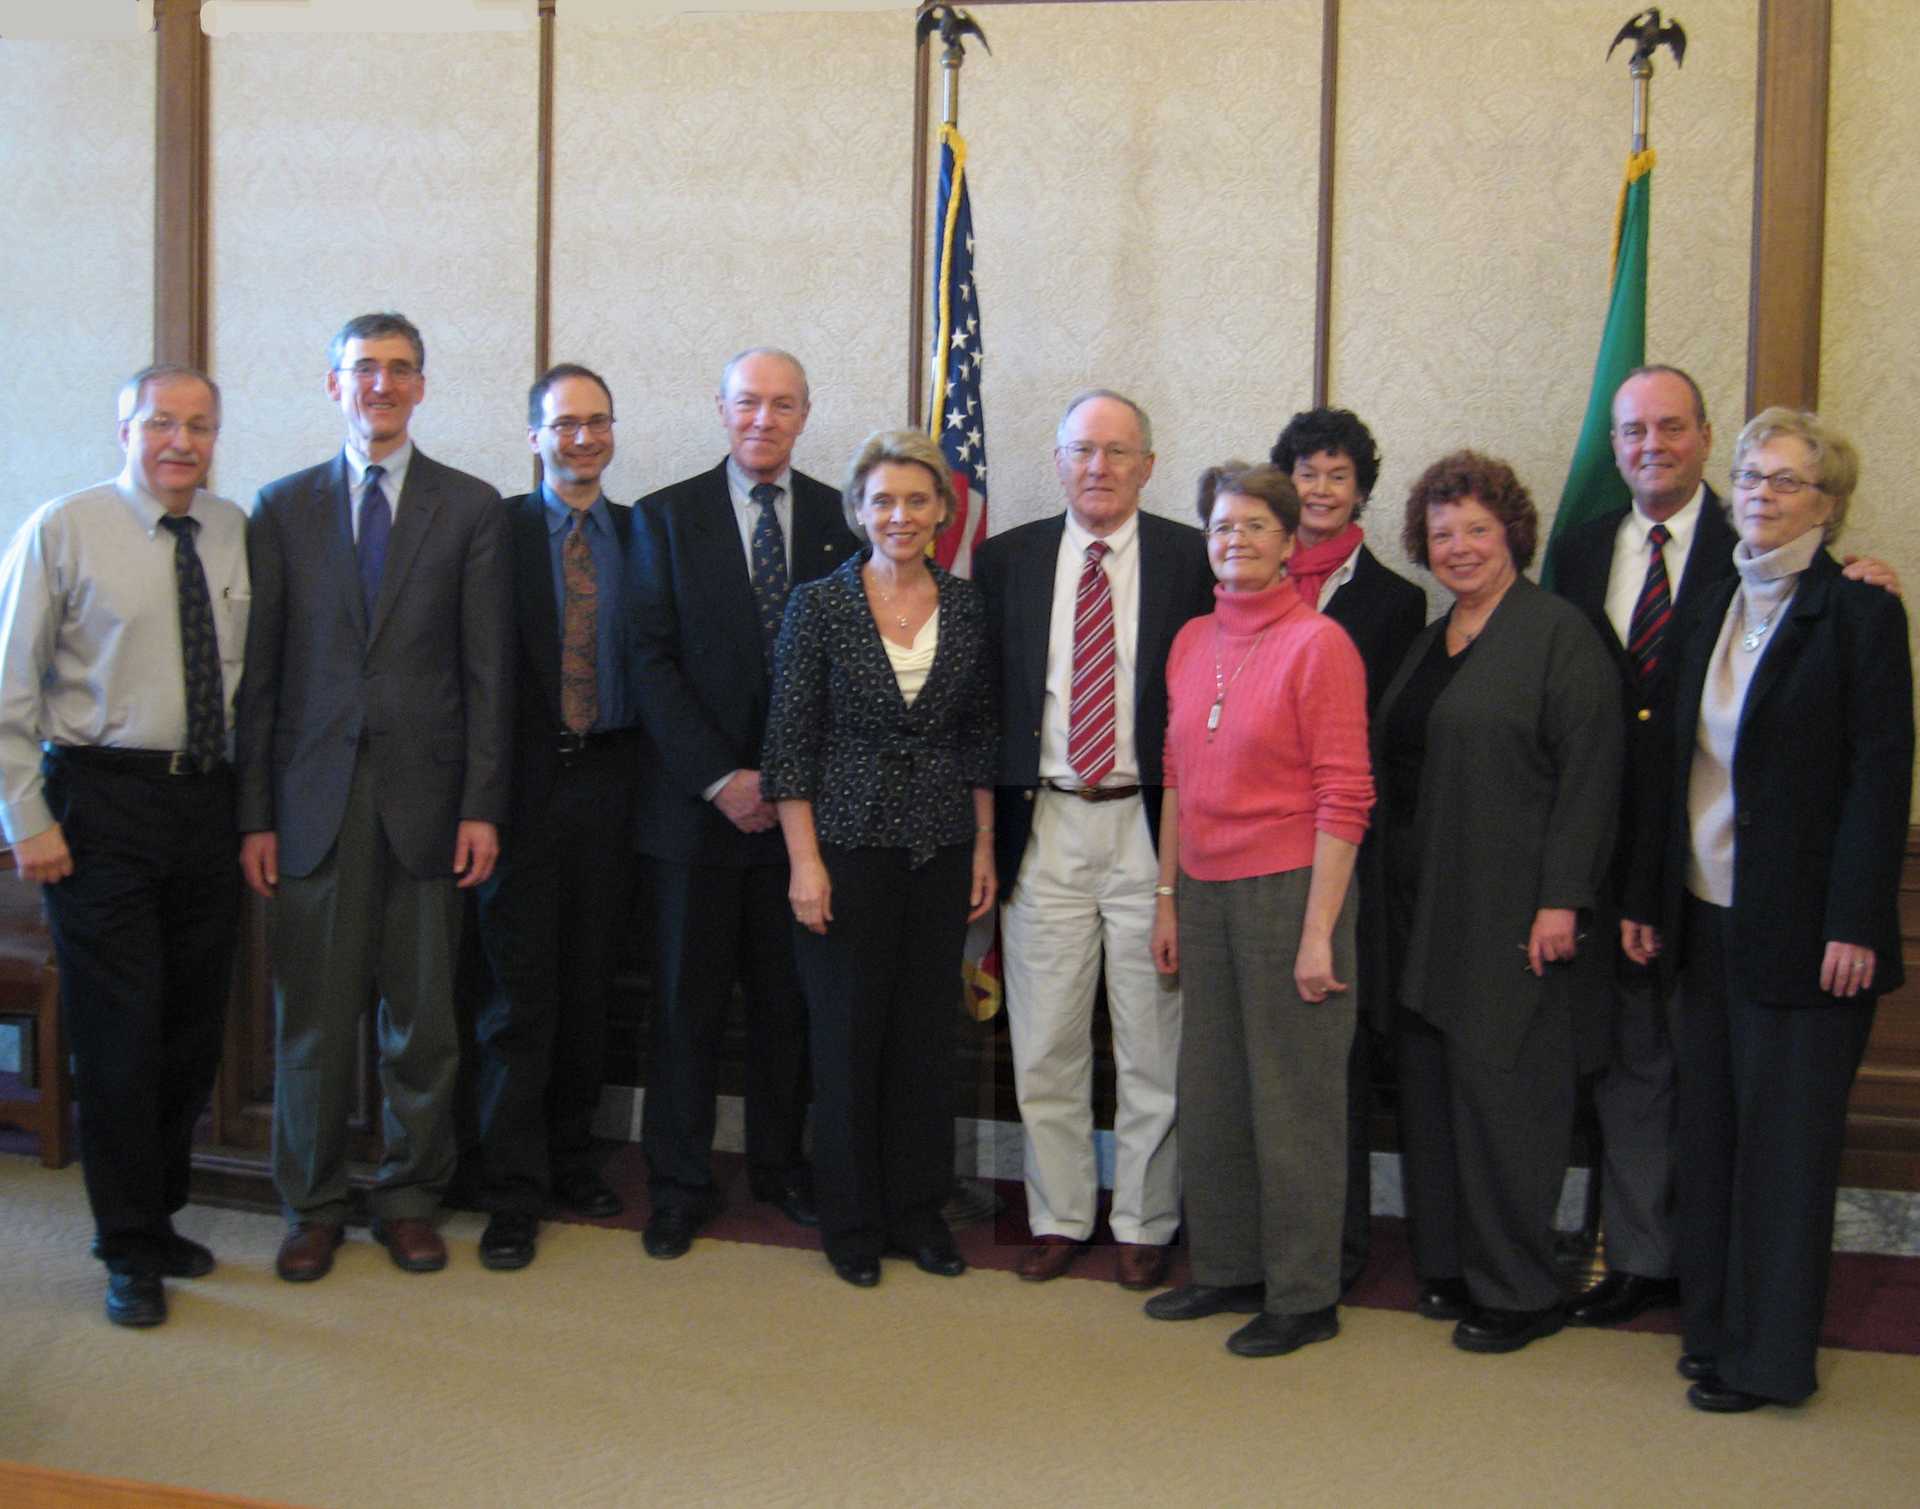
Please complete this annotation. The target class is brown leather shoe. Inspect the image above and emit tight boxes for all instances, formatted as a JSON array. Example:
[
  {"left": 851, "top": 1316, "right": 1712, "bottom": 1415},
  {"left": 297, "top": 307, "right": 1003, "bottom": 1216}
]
[
  {"left": 275, "top": 1222, "right": 344, "bottom": 1283},
  {"left": 1115, "top": 1242, "right": 1172, "bottom": 1290},
  {"left": 371, "top": 1217, "right": 448, "bottom": 1274},
  {"left": 1017, "top": 1235, "right": 1088, "bottom": 1282}
]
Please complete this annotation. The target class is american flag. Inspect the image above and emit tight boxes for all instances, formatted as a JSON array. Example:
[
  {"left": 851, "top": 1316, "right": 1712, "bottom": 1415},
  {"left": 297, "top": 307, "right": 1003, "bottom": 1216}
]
[
  {"left": 928, "top": 120, "right": 1000, "bottom": 1020},
  {"left": 928, "top": 121, "right": 989, "bottom": 578}
]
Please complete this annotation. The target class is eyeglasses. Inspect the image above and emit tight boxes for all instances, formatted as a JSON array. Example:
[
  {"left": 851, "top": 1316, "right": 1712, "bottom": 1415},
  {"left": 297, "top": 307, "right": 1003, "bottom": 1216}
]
[
  {"left": 139, "top": 416, "right": 218, "bottom": 440},
  {"left": 1730, "top": 468, "right": 1818, "bottom": 495},
  {"left": 540, "top": 416, "right": 615, "bottom": 438},
  {"left": 337, "top": 360, "right": 421, "bottom": 384},
  {"left": 1204, "top": 519, "right": 1281, "bottom": 540},
  {"left": 1059, "top": 442, "right": 1145, "bottom": 467}
]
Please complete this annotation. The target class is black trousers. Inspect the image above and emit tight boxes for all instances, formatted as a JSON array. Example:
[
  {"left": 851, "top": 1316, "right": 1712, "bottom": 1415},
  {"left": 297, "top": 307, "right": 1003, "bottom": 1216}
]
[
  {"left": 639, "top": 854, "right": 811, "bottom": 1207},
  {"left": 473, "top": 739, "right": 637, "bottom": 1216},
  {"left": 792, "top": 843, "right": 968, "bottom": 1264},
  {"left": 39, "top": 750, "right": 239, "bottom": 1275},
  {"left": 1677, "top": 898, "right": 1874, "bottom": 1403}
]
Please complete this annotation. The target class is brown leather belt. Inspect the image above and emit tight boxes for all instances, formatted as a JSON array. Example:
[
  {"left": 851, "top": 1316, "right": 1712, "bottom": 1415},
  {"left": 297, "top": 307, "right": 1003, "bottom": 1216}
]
[{"left": 1041, "top": 780, "right": 1142, "bottom": 803}]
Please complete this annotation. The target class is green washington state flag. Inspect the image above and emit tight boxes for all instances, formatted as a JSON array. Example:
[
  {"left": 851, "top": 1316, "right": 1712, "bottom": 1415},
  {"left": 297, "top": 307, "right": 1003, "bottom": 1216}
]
[{"left": 1542, "top": 148, "right": 1654, "bottom": 590}]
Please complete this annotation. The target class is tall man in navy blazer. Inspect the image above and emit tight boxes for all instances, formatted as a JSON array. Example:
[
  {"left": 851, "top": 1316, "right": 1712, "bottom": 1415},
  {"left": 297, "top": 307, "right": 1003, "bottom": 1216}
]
[
  {"left": 472, "top": 364, "right": 641, "bottom": 1272},
  {"left": 630, "top": 348, "right": 859, "bottom": 1259},
  {"left": 975, "top": 390, "right": 1214, "bottom": 1290},
  {"left": 1546, "top": 363, "right": 1897, "bottom": 1328},
  {"left": 237, "top": 312, "right": 512, "bottom": 1283}
]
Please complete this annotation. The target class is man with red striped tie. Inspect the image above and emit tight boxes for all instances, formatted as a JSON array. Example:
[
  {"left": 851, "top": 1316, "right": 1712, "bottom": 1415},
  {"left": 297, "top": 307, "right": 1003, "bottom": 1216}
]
[
  {"left": 975, "top": 390, "right": 1214, "bottom": 1291},
  {"left": 1545, "top": 364, "right": 1898, "bottom": 1330}
]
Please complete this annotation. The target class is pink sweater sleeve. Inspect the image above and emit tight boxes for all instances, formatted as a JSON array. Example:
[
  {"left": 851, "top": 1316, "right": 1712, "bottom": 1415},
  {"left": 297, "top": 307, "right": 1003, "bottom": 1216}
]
[{"left": 1296, "top": 623, "right": 1374, "bottom": 845}]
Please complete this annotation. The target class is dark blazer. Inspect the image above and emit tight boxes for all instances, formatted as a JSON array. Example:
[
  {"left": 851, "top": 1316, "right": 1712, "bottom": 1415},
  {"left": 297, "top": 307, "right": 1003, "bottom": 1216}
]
[
  {"left": 499, "top": 491, "right": 640, "bottom": 829},
  {"left": 236, "top": 449, "right": 512, "bottom": 879},
  {"left": 973, "top": 509, "right": 1215, "bottom": 892},
  {"left": 1547, "top": 486, "right": 1737, "bottom": 816},
  {"left": 1372, "top": 577, "right": 1624, "bottom": 1070},
  {"left": 1629, "top": 550, "right": 1912, "bottom": 1005},
  {"left": 628, "top": 459, "right": 860, "bottom": 867},
  {"left": 1321, "top": 543, "right": 1427, "bottom": 713},
  {"left": 760, "top": 551, "right": 995, "bottom": 865}
]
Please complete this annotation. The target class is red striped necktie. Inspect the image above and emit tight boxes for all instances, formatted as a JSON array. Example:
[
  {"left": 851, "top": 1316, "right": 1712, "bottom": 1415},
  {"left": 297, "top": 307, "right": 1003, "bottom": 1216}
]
[
  {"left": 1627, "top": 522, "right": 1672, "bottom": 684},
  {"left": 1067, "top": 540, "right": 1117, "bottom": 786}
]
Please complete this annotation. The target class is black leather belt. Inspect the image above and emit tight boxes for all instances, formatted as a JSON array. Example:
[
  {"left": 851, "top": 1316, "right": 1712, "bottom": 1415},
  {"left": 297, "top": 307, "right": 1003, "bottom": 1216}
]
[
  {"left": 555, "top": 728, "right": 638, "bottom": 757},
  {"left": 1041, "top": 780, "right": 1142, "bottom": 803},
  {"left": 52, "top": 746, "right": 227, "bottom": 777}
]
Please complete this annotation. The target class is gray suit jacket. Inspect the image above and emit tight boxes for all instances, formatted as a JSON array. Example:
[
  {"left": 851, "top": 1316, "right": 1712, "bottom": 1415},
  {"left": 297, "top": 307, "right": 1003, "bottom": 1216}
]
[{"left": 235, "top": 448, "right": 513, "bottom": 879}]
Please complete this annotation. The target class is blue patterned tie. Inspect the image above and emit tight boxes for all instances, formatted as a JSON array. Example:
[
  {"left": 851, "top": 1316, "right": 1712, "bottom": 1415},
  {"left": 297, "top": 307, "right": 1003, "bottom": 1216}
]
[
  {"left": 357, "top": 463, "right": 390, "bottom": 617},
  {"left": 158, "top": 515, "right": 225, "bottom": 767},
  {"left": 749, "top": 481, "right": 790, "bottom": 653}
]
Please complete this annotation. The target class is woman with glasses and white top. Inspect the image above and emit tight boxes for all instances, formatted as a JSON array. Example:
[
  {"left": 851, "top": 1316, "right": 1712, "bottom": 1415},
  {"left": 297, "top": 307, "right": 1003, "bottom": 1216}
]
[{"left": 1621, "top": 408, "right": 1912, "bottom": 1412}]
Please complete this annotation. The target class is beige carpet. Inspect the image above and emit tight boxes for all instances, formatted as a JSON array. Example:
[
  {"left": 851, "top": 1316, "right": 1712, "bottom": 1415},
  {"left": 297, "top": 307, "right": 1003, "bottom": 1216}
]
[{"left": 4, "top": 1159, "right": 1918, "bottom": 1509}]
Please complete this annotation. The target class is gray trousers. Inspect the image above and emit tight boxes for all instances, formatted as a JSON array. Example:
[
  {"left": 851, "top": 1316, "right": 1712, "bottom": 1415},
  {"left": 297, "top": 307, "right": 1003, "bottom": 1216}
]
[
  {"left": 1176, "top": 868, "right": 1355, "bottom": 1314},
  {"left": 1592, "top": 969, "right": 1679, "bottom": 1277},
  {"left": 271, "top": 752, "right": 463, "bottom": 1225}
]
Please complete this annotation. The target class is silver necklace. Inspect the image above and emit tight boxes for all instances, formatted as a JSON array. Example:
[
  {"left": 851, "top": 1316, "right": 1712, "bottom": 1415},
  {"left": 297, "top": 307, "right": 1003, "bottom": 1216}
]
[
  {"left": 1208, "top": 627, "right": 1269, "bottom": 738},
  {"left": 867, "top": 567, "right": 919, "bottom": 630},
  {"left": 1740, "top": 599, "right": 1780, "bottom": 653}
]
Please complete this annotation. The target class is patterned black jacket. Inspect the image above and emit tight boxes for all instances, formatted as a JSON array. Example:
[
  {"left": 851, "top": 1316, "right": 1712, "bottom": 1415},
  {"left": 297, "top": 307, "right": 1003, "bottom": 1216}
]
[{"left": 761, "top": 549, "right": 996, "bottom": 866}]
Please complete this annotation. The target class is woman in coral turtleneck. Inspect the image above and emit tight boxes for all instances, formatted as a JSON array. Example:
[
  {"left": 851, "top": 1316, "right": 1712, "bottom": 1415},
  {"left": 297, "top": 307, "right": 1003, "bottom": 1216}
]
[{"left": 1143, "top": 462, "right": 1374, "bottom": 1359}]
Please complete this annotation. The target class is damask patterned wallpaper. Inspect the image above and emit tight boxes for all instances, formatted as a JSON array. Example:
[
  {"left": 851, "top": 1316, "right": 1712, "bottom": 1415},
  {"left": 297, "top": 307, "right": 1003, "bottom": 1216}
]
[
  {"left": 206, "top": 30, "right": 540, "bottom": 510},
  {"left": 1, "top": 37, "right": 155, "bottom": 526},
  {"left": 549, "top": 11, "right": 910, "bottom": 505},
  {"left": 1823, "top": 0, "right": 1919, "bottom": 610},
  {"left": 1332, "top": 0, "right": 1757, "bottom": 607}
]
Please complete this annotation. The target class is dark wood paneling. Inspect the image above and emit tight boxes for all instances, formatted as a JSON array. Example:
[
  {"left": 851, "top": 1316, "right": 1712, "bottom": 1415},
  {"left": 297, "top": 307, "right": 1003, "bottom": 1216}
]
[
  {"left": 1312, "top": 0, "right": 1339, "bottom": 409},
  {"left": 1746, "top": 0, "right": 1831, "bottom": 415},
  {"left": 153, "top": 0, "right": 209, "bottom": 370}
]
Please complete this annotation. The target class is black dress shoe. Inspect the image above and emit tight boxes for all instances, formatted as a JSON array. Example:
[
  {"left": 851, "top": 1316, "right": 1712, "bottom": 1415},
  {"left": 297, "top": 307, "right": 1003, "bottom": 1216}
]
[
  {"left": 643, "top": 1201, "right": 713, "bottom": 1260},
  {"left": 1415, "top": 1276, "right": 1473, "bottom": 1321},
  {"left": 1227, "top": 1307, "right": 1339, "bottom": 1358},
  {"left": 1688, "top": 1375, "right": 1771, "bottom": 1413},
  {"left": 751, "top": 1169, "right": 819, "bottom": 1228},
  {"left": 551, "top": 1168, "right": 623, "bottom": 1219},
  {"left": 1452, "top": 1304, "right": 1566, "bottom": 1354},
  {"left": 1565, "top": 1271, "right": 1681, "bottom": 1327},
  {"left": 891, "top": 1241, "right": 967, "bottom": 1277},
  {"left": 105, "top": 1272, "right": 166, "bottom": 1328},
  {"left": 90, "top": 1233, "right": 215, "bottom": 1279},
  {"left": 1677, "top": 1351, "right": 1718, "bottom": 1381},
  {"left": 479, "top": 1212, "right": 539, "bottom": 1271},
  {"left": 1143, "top": 1283, "right": 1265, "bottom": 1321},
  {"left": 830, "top": 1255, "right": 881, "bottom": 1288}
]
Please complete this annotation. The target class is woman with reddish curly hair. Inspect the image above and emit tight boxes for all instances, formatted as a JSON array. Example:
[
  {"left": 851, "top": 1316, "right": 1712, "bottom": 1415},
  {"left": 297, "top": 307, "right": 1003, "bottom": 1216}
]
[{"left": 1372, "top": 450, "right": 1622, "bottom": 1355}]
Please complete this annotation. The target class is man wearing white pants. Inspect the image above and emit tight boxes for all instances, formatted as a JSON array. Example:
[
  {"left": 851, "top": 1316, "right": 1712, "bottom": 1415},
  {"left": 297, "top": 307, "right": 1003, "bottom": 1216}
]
[{"left": 975, "top": 390, "right": 1213, "bottom": 1288}]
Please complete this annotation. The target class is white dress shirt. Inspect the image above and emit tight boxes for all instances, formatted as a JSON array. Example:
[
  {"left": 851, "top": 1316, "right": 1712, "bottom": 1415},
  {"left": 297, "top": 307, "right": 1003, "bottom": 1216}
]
[
  {"left": 0, "top": 472, "right": 250, "bottom": 842},
  {"left": 1040, "top": 510, "right": 1141, "bottom": 786},
  {"left": 1604, "top": 484, "right": 1708, "bottom": 646},
  {"left": 725, "top": 457, "right": 795, "bottom": 578}
]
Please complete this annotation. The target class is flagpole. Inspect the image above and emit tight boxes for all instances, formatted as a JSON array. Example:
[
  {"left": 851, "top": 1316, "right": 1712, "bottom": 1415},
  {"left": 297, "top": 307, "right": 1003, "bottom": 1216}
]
[
  {"left": 1540, "top": 9, "right": 1686, "bottom": 589},
  {"left": 908, "top": 17, "right": 932, "bottom": 427}
]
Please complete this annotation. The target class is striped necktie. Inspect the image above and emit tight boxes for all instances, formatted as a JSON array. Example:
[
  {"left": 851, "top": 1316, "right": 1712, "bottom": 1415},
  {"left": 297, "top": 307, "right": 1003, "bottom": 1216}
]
[
  {"left": 1627, "top": 523, "right": 1672, "bottom": 684},
  {"left": 1067, "top": 540, "right": 1116, "bottom": 786}
]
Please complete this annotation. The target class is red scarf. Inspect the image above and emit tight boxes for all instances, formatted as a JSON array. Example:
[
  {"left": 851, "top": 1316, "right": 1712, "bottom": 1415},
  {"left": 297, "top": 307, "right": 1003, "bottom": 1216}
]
[{"left": 1288, "top": 523, "right": 1364, "bottom": 608}]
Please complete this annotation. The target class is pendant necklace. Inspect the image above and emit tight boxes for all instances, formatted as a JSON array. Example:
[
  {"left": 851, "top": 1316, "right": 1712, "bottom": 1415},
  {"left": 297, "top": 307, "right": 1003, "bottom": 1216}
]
[
  {"left": 1209, "top": 627, "right": 1269, "bottom": 739},
  {"left": 868, "top": 567, "right": 913, "bottom": 630},
  {"left": 1739, "top": 598, "right": 1780, "bottom": 653}
]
